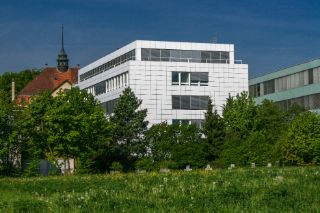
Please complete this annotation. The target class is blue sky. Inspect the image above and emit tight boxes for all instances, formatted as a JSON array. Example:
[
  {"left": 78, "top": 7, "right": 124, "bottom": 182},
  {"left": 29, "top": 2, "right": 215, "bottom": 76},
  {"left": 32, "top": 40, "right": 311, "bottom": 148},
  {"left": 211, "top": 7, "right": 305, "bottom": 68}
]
[{"left": 1, "top": 0, "right": 320, "bottom": 78}]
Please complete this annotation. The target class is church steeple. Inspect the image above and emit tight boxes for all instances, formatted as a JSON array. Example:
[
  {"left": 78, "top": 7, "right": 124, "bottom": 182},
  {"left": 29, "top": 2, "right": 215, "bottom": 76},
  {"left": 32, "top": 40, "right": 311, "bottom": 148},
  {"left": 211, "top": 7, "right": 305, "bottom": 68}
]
[{"left": 57, "top": 24, "right": 69, "bottom": 72}]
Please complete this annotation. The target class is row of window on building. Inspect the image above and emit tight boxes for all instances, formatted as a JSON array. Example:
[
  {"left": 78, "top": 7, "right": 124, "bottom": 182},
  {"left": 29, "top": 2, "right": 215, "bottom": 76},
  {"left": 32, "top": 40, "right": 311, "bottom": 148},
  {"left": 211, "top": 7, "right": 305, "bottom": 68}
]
[
  {"left": 276, "top": 93, "right": 320, "bottom": 111},
  {"left": 85, "top": 72, "right": 129, "bottom": 96},
  {"left": 250, "top": 66, "right": 320, "bottom": 97},
  {"left": 141, "top": 48, "right": 230, "bottom": 64},
  {"left": 100, "top": 99, "right": 118, "bottom": 115},
  {"left": 172, "top": 95, "right": 208, "bottom": 110},
  {"left": 172, "top": 72, "right": 208, "bottom": 86},
  {"left": 80, "top": 50, "right": 135, "bottom": 82},
  {"left": 172, "top": 119, "right": 204, "bottom": 128}
]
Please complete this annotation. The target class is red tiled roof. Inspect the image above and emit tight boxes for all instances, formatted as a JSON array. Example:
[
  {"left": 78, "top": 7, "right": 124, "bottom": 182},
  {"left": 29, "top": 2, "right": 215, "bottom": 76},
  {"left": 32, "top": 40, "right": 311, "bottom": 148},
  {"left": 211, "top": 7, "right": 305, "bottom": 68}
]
[{"left": 19, "top": 67, "right": 78, "bottom": 96}]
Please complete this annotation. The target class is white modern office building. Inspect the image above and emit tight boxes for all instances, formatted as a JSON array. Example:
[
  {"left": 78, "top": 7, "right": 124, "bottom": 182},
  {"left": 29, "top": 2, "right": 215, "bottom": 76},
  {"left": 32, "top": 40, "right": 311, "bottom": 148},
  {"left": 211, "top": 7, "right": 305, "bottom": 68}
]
[{"left": 78, "top": 40, "right": 248, "bottom": 126}]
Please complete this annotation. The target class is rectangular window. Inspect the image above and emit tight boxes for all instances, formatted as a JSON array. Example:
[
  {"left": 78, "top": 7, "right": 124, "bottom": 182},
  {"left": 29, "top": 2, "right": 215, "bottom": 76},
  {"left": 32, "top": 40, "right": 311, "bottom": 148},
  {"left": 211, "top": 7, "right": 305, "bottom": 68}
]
[
  {"left": 180, "top": 72, "right": 189, "bottom": 85},
  {"left": 141, "top": 48, "right": 150, "bottom": 61},
  {"left": 190, "top": 96, "right": 200, "bottom": 109},
  {"left": 181, "top": 96, "right": 190, "bottom": 109},
  {"left": 170, "top": 50, "right": 181, "bottom": 62},
  {"left": 211, "top": 52, "right": 220, "bottom": 62},
  {"left": 201, "top": 51, "right": 210, "bottom": 63},
  {"left": 151, "top": 49, "right": 160, "bottom": 61},
  {"left": 172, "top": 72, "right": 179, "bottom": 85},
  {"left": 199, "top": 96, "right": 208, "bottom": 109},
  {"left": 249, "top": 85, "right": 255, "bottom": 97},
  {"left": 191, "top": 51, "right": 201, "bottom": 63},
  {"left": 103, "top": 98, "right": 118, "bottom": 115},
  {"left": 181, "top": 120, "right": 190, "bottom": 125},
  {"left": 94, "top": 81, "right": 106, "bottom": 96},
  {"left": 161, "top": 49, "right": 170, "bottom": 61},
  {"left": 191, "top": 119, "right": 204, "bottom": 128},
  {"left": 172, "top": 119, "right": 204, "bottom": 128},
  {"left": 190, "top": 72, "right": 208, "bottom": 85},
  {"left": 256, "top": 84, "right": 260, "bottom": 97},
  {"left": 180, "top": 50, "right": 192, "bottom": 62},
  {"left": 220, "top": 52, "right": 229, "bottom": 63},
  {"left": 309, "top": 69, "right": 314, "bottom": 84},
  {"left": 172, "top": 95, "right": 208, "bottom": 110},
  {"left": 190, "top": 73, "right": 200, "bottom": 85},
  {"left": 172, "top": 119, "right": 180, "bottom": 125},
  {"left": 264, "top": 79, "right": 275, "bottom": 95},
  {"left": 172, "top": 96, "right": 181, "bottom": 109}
]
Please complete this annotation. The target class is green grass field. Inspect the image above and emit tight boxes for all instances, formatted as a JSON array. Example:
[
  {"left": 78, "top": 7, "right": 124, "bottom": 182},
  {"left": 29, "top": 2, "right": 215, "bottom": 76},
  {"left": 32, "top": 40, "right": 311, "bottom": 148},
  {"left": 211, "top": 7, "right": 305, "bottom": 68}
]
[{"left": 0, "top": 167, "right": 320, "bottom": 212}]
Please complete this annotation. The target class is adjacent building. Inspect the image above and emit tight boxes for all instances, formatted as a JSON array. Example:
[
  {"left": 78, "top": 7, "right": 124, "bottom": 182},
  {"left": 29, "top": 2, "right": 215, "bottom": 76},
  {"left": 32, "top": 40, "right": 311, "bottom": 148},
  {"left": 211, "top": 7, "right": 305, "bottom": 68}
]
[
  {"left": 17, "top": 26, "right": 79, "bottom": 104},
  {"left": 78, "top": 40, "right": 248, "bottom": 126},
  {"left": 249, "top": 59, "right": 320, "bottom": 112}
]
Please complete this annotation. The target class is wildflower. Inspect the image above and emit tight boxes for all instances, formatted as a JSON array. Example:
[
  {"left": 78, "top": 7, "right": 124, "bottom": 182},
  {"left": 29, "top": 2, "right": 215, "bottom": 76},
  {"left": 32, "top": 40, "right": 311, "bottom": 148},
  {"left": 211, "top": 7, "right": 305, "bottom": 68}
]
[{"left": 163, "top": 177, "right": 168, "bottom": 183}]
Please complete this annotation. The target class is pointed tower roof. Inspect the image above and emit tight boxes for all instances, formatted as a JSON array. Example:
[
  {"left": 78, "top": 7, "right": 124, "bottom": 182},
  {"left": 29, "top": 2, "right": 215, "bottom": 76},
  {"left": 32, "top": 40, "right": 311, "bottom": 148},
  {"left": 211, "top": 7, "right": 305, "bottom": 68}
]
[{"left": 57, "top": 24, "right": 69, "bottom": 72}]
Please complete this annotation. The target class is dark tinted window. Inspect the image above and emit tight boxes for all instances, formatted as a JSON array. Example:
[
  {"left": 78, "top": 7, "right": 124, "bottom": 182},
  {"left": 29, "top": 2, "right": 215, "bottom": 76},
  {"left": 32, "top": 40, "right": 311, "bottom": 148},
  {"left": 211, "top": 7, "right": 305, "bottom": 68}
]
[
  {"left": 172, "top": 72, "right": 179, "bottom": 84},
  {"left": 309, "top": 69, "right": 314, "bottom": 84},
  {"left": 172, "top": 96, "right": 181, "bottom": 109},
  {"left": 172, "top": 95, "right": 208, "bottom": 110}
]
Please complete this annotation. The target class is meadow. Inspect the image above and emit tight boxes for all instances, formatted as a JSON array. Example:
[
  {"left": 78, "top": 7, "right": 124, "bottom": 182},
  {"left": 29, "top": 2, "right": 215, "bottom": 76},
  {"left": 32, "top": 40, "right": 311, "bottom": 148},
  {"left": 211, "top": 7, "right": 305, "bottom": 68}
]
[{"left": 0, "top": 167, "right": 320, "bottom": 212}]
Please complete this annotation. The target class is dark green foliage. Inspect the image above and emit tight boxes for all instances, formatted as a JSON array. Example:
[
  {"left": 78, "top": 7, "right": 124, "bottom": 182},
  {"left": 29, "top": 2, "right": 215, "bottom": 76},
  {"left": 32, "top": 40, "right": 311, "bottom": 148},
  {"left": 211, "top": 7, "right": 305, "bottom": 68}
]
[
  {"left": 110, "top": 162, "right": 123, "bottom": 171},
  {"left": 279, "top": 112, "right": 320, "bottom": 165},
  {"left": 0, "top": 91, "right": 21, "bottom": 176},
  {"left": 202, "top": 98, "right": 225, "bottom": 161},
  {"left": 18, "top": 91, "right": 54, "bottom": 159},
  {"left": 223, "top": 92, "right": 256, "bottom": 139},
  {"left": 135, "top": 158, "right": 154, "bottom": 171},
  {"left": 247, "top": 100, "right": 287, "bottom": 164},
  {"left": 0, "top": 69, "right": 41, "bottom": 95},
  {"left": 45, "top": 88, "right": 112, "bottom": 170},
  {"left": 22, "top": 160, "right": 40, "bottom": 177},
  {"left": 144, "top": 123, "right": 207, "bottom": 168},
  {"left": 109, "top": 87, "right": 148, "bottom": 168},
  {"left": 19, "top": 88, "right": 113, "bottom": 173},
  {"left": 221, "top": 96, "right": 288, "bottom": 166}
]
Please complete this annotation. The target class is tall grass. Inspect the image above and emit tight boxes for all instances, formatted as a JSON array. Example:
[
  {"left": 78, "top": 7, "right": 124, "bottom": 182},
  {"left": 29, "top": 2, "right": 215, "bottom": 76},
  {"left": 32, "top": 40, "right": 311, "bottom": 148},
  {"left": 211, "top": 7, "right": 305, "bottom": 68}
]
[{"left": 0, "top": 167, "right": 319, "bottom": 212}]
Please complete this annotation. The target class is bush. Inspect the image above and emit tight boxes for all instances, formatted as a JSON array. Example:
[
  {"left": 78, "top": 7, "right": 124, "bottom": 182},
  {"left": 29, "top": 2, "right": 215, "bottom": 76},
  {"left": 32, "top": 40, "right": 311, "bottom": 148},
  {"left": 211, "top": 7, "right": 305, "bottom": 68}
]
[
  {"left": 23, "top": 160, "right": 40, "bottom": 177},
  {"left": 135, "top": 158, "right": 154, "bottom": 171},
  {"left": 110, "top": 162, "right": 123, "bottom": 172}
]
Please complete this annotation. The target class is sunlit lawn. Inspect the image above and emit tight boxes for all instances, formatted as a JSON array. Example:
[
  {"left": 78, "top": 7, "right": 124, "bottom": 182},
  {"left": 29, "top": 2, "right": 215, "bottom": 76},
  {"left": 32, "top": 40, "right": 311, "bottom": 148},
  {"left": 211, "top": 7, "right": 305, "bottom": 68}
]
[{"left": 0, "top": 167, "right": 320, "bottom": 212}]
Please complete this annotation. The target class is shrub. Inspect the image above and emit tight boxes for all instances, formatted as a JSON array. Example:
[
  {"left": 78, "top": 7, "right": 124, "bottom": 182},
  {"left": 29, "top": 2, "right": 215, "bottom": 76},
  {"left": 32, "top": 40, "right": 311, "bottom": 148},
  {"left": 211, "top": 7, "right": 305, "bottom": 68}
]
[
  {"left": 23, "top": 160, "right": 40, "bottom": 177},
  {"left": 135, "top": 158, "right": 154, "bottom": 171},
  {"left": 110, "top": 161, "right": 123, "bottom": 172}
]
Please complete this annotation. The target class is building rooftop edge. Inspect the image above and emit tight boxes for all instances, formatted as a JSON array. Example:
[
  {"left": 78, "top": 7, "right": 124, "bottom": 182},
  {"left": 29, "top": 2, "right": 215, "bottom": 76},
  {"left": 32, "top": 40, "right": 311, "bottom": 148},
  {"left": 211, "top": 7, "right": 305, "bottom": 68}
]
[
  {"left": 79, "top": 40, "right": 236, "bottom": 74},
  {"left": 249, "top": 58, "right": 320, "bottom": 85}
]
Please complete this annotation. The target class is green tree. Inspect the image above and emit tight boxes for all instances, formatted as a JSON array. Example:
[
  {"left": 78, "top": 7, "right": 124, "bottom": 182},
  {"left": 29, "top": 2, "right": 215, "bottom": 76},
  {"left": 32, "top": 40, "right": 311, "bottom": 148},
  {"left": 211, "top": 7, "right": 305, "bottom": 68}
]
[
  {"left": 202, "top": 98, "right": 225, "bottom": 162},
  {"left": 144, "top": 123, "right": 207, "bottom": 169},
  {"left": 220, "top": 92, "right": 256, "bottom": 166},
  {"left": 279, "top": 111, "right": 320, "bottom": 165},
  {"left": 19, "top": 88, "right": 113, "bottom": 173},
  {"left": 0, "top": 91, "right": 21, "bottom": 175},
  {"left": 18, "top": 91, "right": 54, "bottom": 159},
  {"left": 45, "top": 88, "right": 113, "bottom": 172},
  {"left": 0, "top": 69, "right": 41, "bottom": 96},
  {"left": 109, "top": 87, "right": 148, "bottom": 168},
  {"left": 221, "top": 95, "right": 287, "bottom": 166},
  {"left": 222, "top": 92, "right": 256, "bottom": 139}
]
